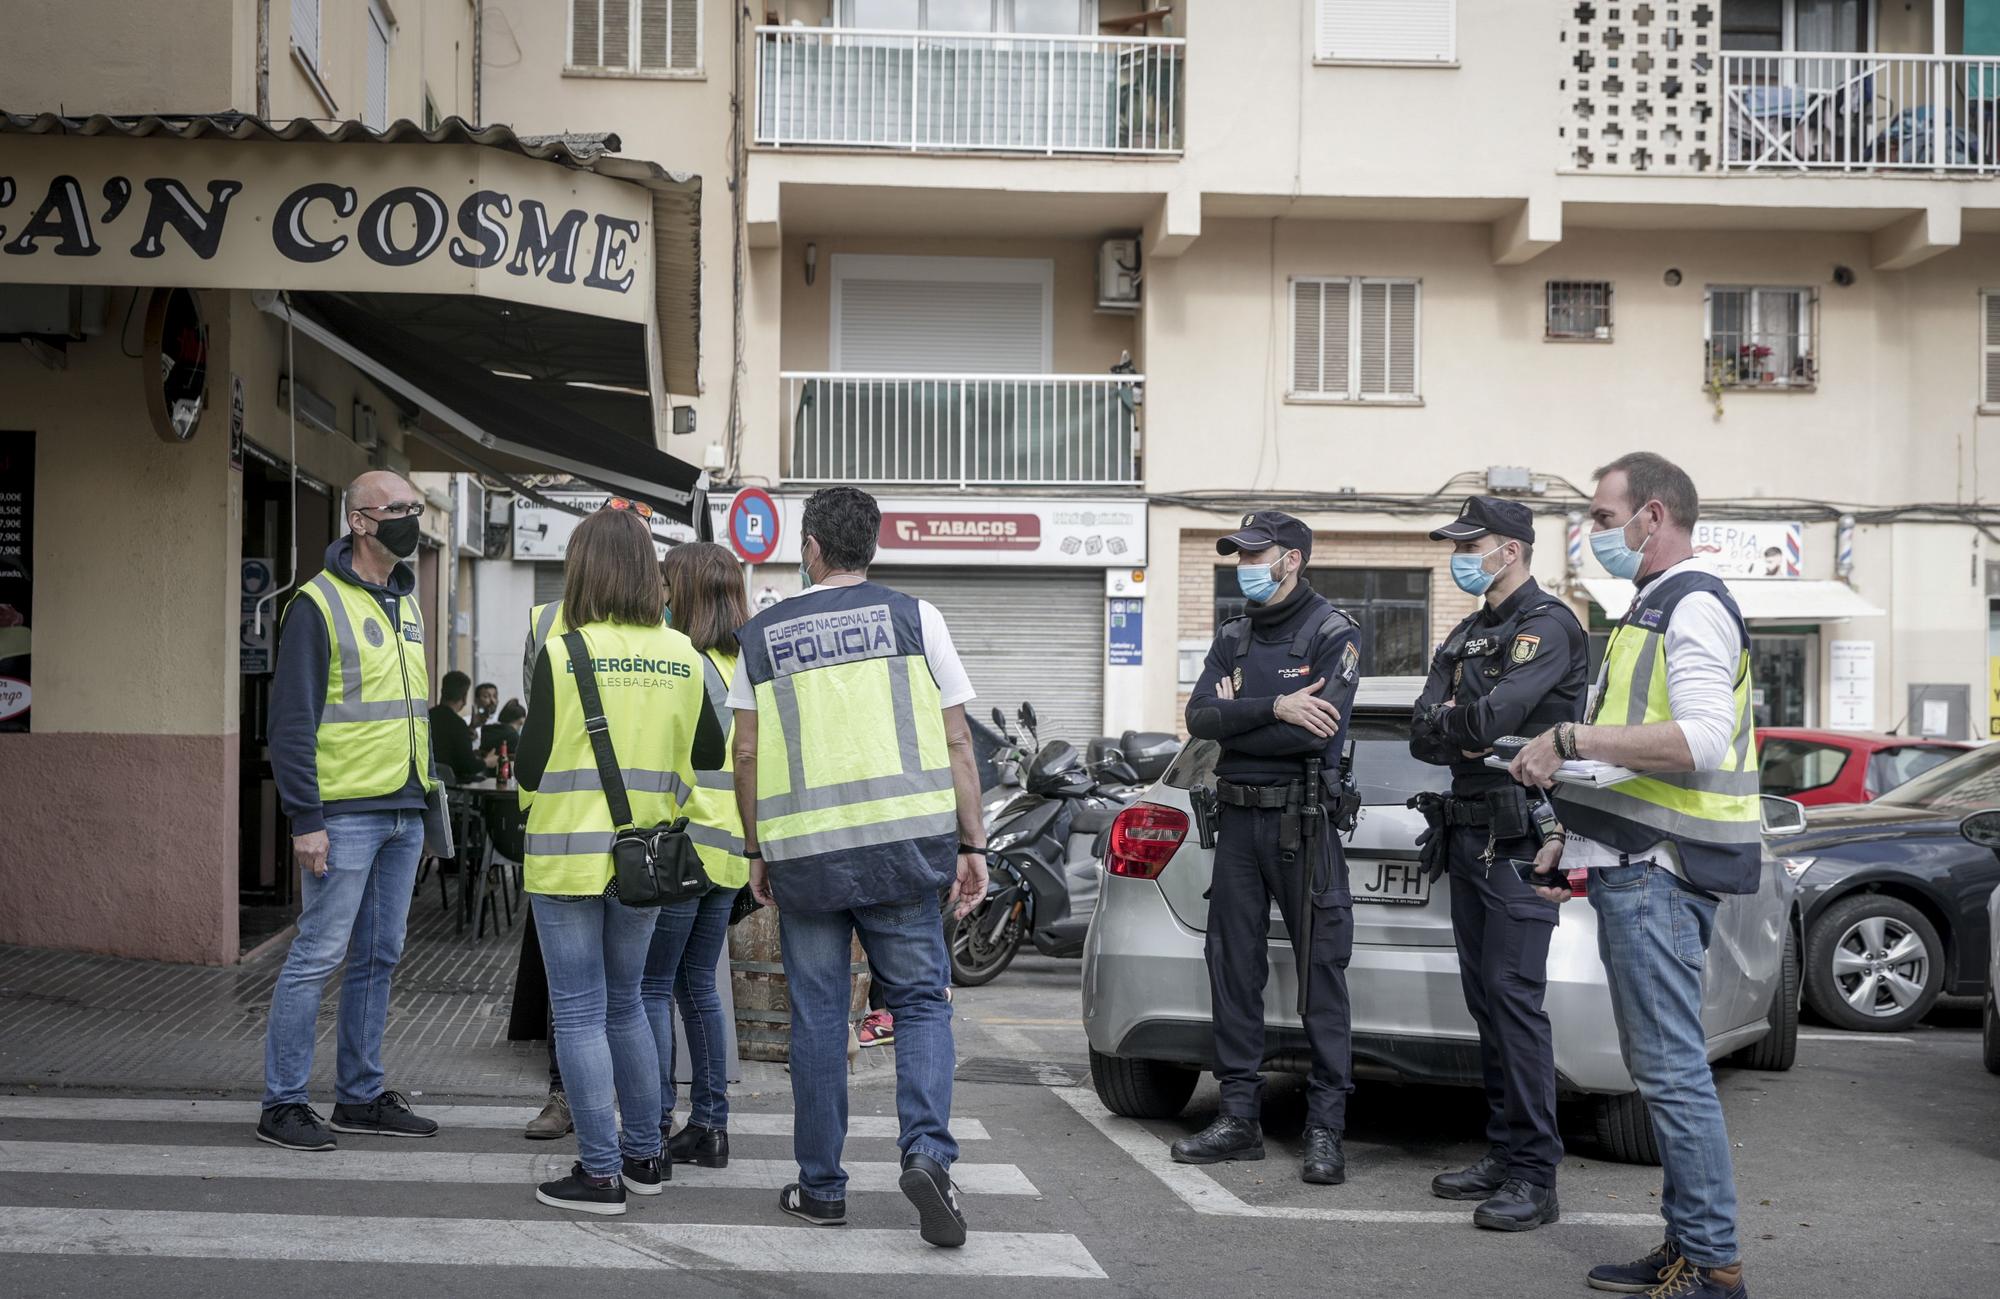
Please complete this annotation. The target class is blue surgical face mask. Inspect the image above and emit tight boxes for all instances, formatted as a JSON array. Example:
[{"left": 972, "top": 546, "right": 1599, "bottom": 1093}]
[
  {"left": 798, "top": 561, "right": 814, "bottom": 591},
  {"left": 1450, "top": 544, "right": 1505, "bottom": 596},
  {"left": 1590, "top": 509, "right": 1653, "bottom": 581},
  {"left": 1237, "top": 553, "right": 1291, "bottom": 604}
]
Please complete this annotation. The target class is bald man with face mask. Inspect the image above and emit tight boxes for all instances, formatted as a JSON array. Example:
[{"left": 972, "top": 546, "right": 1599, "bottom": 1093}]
[{"left": 258, "top": 470, "right": 442, "bottom": 1154}]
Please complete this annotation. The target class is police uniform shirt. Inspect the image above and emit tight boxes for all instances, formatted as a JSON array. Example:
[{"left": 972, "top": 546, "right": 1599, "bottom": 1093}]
[
  {"left": 1186, "top": 585, "right": 1360, "bottom": 784},
  {"left": 724, "top": 583, "right": 975, "bottom": 713},
  {"left": 1412, "top": 577, "right": 1586, "bottom": 787}
]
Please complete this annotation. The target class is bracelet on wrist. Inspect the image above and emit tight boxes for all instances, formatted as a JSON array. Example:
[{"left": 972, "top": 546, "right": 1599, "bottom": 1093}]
[{"left": 959, "top": 843, "right": 987, "bottom": 856}]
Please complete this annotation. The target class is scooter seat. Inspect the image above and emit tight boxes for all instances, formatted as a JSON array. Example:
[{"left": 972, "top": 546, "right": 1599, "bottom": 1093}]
[{"left": 1070, "top": 802, "right": 1121, "bottom": 835}]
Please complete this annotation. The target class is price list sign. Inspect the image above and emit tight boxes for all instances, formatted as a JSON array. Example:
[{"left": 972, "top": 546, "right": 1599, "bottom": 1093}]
[{"left": 0, "top": 431, "right": 31, "bottom": 732}]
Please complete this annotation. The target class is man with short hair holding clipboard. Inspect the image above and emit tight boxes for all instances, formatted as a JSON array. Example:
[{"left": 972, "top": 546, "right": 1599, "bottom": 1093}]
[{"left": 1510, "top": 452, "right": 1763, "bottom": 1299}]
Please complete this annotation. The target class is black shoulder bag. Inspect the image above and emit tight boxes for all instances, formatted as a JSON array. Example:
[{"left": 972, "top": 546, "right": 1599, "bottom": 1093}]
[{"left": 561, "top": 630, "right": 709, "bottom": 908}]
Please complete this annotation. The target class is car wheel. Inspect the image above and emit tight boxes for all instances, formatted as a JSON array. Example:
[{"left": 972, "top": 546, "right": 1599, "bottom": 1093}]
[
  {"left": 1804, "top": 894, "right": 1945, "bottom": 1032},
  {"left": 1731, "top": 923, "right": 1801, "bottom": 1072},
  {"left": 1089, "top": 1048, "right": 1198, "bottom": 1120},
  {"left": 1984, "top": 992, "right": 2000, "bottom": 1076},
  {"left": 1587, "top": 1091, "right": 1661, "bottom": 1167}
]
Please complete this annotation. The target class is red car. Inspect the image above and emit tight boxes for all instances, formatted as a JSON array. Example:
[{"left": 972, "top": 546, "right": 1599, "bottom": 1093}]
[{"left": 1756, "top": 728, "right": 1972, "bottom": 807}]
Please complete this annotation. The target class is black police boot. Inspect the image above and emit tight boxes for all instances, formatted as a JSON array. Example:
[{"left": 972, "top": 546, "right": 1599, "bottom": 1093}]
[
  {"left": 1430, "top": 1150, "right": 1508, "bottom": 1201},
  {"left": 1300, "top": 1125, "right": 1345, "bottom": 1185},
  {"left": 1472, "top": 1178, "right": 1559, "bottom": 1232},
  {"left": 1169, "top": 1115, "right": 1264, "bottom": 1165},
  {"left": 665, "top": 1121, "right": 730, "bottom": 1168}
]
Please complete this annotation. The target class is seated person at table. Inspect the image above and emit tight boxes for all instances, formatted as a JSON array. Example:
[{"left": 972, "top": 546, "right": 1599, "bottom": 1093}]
[
  {"left": 429, "top": 670, "right": 496, "bottom": 783},
  {"left": 480, "top": 700, "right": 527, "bottom": 760}
]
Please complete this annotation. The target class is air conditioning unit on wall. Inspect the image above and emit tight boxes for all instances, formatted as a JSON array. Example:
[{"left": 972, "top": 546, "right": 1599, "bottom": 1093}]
[
  {"left": 455, "top": 476, "right": 487, "bottom": 557},
  {"left": 1098, "top": 238, "right": 1141, "bottom": 312}
]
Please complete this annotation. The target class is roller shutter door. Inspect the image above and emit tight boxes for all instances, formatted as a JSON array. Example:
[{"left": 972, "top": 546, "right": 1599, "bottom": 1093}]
[
  {"left": 878, "top": 567, "right": 1104, "bottom": 745},
  {"left": 533, "top": 562, "right": 566, "bottom": 606}
]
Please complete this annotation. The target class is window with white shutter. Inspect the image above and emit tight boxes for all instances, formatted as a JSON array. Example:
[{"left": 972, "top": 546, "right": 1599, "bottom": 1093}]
[
  {"left": 364, "top": 2, "right": 391, "bottom": 129},
  {"left": 569, "top": 0, "right": 702, "bottom": 74},
  {"left": 291, "top": 0, "right": 321, "bottom": 69},
  {"left": 1983, "top": 292, "right": 2000, "bottom": 409},
  {"left": 1289, "top": 276, "right": 1420, "bottom": 402},
  {"left": 1316, "top": 0, "right": 1456, "bottom": 64}
]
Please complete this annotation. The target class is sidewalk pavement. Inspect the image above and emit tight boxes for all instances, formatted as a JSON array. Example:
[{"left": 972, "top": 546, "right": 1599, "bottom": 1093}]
[{"left": 0, "top": 884, "right": 886, "bottom": 1102}]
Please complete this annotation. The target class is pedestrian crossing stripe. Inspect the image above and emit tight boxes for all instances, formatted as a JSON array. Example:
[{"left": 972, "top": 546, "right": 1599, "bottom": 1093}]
[
  {"left": 0, "top": 1207, "right": 1108, "bottom": 1279},
  {"left": 0, "top": 1097, "right": 990, "bottom": 1140},
  {"left": 0, "top": 1141, "right": 1039, "bottom": 1196}
]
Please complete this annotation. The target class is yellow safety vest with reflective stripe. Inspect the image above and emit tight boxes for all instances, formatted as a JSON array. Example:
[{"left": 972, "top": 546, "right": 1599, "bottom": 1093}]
[
  {"left": 293, "top": 570, "right": 436, "bottom": 802},
  {"left": 738, "top": 582, "right": 959, "bottom": 912},
  {"left": 682, "top": 648, "right": 748, "bottom": 889},
  {"left": 520, "top": 620, "right": 705, "bottom": 895},
  {"left": 523, "top": 601, "right": 569, "bottom": 708},
  {"left": 1552, "top": 570, "right": 1764, "bottom": 895}
]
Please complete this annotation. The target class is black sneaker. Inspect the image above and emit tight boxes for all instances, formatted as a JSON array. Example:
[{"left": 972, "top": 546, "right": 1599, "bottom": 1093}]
[
  {"left": 537, "top": 1161, "right": 628, "bottom": 1216},
  {"left": 898, "top": 1152, "right": 968, "bottom": 1248},
  {"left": 622, "top": 1153, "right": 668, "bottom": 1195},
  {"left": 1589, "top": 1239, "right": 1683, "bottom": 1293},
  {"left": 665, "top": 1121, "right": 730, "bottom": 1168},
  {"left": 330, "top": 1089, "right": 438, "bottom": 1138},
  {"left": 255, "top": 1103, "right": 336, "bottom": 1152},
  {"left": 778, "top": 1182, "right": 847, "bottom": 1226}
]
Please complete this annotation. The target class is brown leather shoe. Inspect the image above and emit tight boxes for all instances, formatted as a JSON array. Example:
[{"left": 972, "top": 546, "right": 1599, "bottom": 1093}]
[{"left": 524, "top": 1089, "right": 572, "bottom": 1140}]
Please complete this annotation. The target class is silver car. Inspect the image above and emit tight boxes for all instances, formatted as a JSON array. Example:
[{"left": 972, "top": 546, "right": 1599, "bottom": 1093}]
[{"left": 1081, "top": 677, "right": 1805, "bottom": 1164}]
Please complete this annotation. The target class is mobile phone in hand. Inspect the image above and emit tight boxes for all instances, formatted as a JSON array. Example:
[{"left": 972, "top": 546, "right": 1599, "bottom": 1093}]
[{"left": 1504, "top": 857, "right": 1562, "bottom": 888}]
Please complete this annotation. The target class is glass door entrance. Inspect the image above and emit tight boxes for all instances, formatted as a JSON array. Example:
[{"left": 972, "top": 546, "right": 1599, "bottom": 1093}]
[{"left": 1752, "top": 632, "right": 1818, "bottom": 727}]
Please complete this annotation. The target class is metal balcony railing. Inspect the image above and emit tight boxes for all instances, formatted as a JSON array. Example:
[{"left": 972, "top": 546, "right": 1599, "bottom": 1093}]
[
  {"left": 754, "top": 26, "right": 1185, "bottom": 155},
  {"left": 782, "top": 372, "right": 1143, "bottom": 487},
  {"left": 1720, "top": 51, "right": 2000, "bottom": 172}
]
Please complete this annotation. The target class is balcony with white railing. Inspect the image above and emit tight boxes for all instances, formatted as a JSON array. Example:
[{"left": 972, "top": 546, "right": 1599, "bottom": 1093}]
[
  {"left": 1719, "top": 52, "right": 2000, "bottom": 172},
  {"left": 782, "top": 372, "right": 1143, "bottom": 487},
  {"left": 754, "top": 26, "right": 1185, "bottom": 155}
]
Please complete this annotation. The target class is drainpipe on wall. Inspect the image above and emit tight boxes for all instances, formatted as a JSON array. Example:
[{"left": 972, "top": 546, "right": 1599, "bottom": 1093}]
[
  {"left": 472, "top": 1, "right": 484, "bottom": 124},
  {"left": 256, "top": 0, "right": 271, "bottom": 118}
]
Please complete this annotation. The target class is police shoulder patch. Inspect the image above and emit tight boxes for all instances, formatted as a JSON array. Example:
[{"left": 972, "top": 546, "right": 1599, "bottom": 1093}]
[
  {"left": 1338, "top": 640, "right": 1360, "bottom": 683},
  {"left": 1510, "top": 634, "right": 1540, "bottom": 665}
]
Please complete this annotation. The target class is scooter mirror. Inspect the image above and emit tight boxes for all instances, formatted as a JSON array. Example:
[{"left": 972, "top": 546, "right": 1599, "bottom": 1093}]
[
  {"left": 991, "top": 705, "right": 1008, "bottom": 733},
  {"left": 1019, "top": 702, "right": 1038, "bottom": 733}
]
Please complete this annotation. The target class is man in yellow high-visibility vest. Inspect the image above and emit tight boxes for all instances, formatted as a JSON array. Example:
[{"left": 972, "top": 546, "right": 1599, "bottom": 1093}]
[
  {"left": 260, "top": 470, "right": 442, "bottom": 1154},
  {"left": 1511, "top": 452, "right": 1761, "bottom": 1299},
  {"left": 731, "top": 486, "right": 988, "bottom": 1248}
]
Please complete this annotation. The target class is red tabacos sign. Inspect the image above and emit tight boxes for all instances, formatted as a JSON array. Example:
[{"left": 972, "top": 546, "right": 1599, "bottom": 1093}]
[{"left": 879, "top": 513, "right": 1041, "bottom": 551}]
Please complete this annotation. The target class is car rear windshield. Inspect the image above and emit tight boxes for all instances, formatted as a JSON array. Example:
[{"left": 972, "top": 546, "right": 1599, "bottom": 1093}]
[
  {"left": 1164, "top": 710, "right": 1449, "bottom": 805},
  {"left": 1873, "top": 742, "right": 2000, "bottom": 811}
]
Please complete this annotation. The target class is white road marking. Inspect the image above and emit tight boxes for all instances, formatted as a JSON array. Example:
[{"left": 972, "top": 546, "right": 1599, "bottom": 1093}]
[
  {"left": 1054, "top": 1087, "right": 1660, "bottom": 1227},
  {"left": 0, "top": 1098, "right": 987, "bottom": 1140},
  {"left": 0, "top": 1141, "right": 1037, "bottom": 1196},
  {"left": 1796, "top": 1033, "right": 1916, "bottom": 1044},
  {"left": 0, "top": 1207, "right": 1106, "bottom": 1278}
]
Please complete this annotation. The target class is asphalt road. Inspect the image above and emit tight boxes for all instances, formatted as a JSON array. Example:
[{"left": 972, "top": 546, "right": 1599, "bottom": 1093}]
[{"left": 2, "top": 952, "right": 1995, "bottom": 1298}]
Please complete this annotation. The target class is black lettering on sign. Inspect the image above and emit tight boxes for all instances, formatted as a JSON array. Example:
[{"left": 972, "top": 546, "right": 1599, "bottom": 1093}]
[
  {"left": 130, "top": 178, "right": 243, "bottom": 259},
  {"left": 507, "top": 200, "right": 586, "bottom": 284},
  {"left": 273, "top": 183, "right": 358, "bottom": 263},
  {"left": 2, "top": 175, "right": 96, "bottom": 256},
  {"left": 584, "top": 214, "right": 640, "bottom": 293},
  {"left": 449, "top": 190, "right": 511, "bottom": 269},
  {"left": 357, "top": 186, "right": 447, "bottom": 267},
  {"left": 100, "top": 177, "right": 131, "bottom": 224}
]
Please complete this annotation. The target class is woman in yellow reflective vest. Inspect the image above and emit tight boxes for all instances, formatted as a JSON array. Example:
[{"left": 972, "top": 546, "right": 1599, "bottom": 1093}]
[
  {"left": 514, "top": 502, "right": 726, "bottom": 1215},
  {"left": 644, "top": 541, "right": 752, "bottom": 1170}
]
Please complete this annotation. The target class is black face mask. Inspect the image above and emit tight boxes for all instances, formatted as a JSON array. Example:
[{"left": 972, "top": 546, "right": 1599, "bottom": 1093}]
[{"left": 369, "top": 514, "right": 421, "bottom": 559}]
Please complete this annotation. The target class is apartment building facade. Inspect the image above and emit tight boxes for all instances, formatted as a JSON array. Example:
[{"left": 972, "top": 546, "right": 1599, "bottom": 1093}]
[{"left": 489, "top": 0, "right": 2000, "bottom": 747}]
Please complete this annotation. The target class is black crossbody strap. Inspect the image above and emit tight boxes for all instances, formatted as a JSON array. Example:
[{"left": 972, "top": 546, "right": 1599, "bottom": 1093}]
[{"left": 561, "top": 629, "right": 635, "bottom": 831}]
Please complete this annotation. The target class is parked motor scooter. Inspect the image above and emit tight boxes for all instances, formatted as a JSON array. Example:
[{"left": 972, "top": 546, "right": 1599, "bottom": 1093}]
[{"left": 950, "top": 703, "right": 1179, "bottom": 986}]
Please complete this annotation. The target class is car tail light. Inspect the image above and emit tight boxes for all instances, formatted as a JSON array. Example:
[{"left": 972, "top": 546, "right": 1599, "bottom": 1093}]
[
  {"left": 1566, "top": 868, "right": 1589, "bottom": 898},
  {"left": 1107, "top": 802, "right": 1189, "bottom": 879}
]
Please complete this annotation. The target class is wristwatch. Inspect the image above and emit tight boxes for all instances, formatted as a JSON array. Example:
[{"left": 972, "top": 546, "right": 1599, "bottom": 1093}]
[{"left": 745, "top": 848, "right": 763, "bottom": 860}]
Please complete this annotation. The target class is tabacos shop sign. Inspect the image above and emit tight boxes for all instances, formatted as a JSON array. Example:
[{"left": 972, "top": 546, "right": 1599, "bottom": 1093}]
[
  {"left": 0, "top": 136, "right": 656, "bottom": 323},
  {"left": 866, "top": 500, "right": 1147, "bottom": 566},
  {"left": 881, "top": 513, "right": 1041, "bottom": 551}
]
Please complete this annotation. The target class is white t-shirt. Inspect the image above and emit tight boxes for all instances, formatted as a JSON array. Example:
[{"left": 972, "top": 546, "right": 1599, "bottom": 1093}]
[
  {"left": 1566, "top": 557, "right": 1746, "bottom": 877},
  {"left": 726, "top": 583, "right": 976, "bottom": 712}
]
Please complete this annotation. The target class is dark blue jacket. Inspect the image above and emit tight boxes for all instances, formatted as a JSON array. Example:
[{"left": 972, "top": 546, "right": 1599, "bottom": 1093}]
[
  {"left": 1186, "top": 584, "right": 1359, "bottom": 787},
  {"left": 269, "top": 537, "right": 433, "bottom": 834}
]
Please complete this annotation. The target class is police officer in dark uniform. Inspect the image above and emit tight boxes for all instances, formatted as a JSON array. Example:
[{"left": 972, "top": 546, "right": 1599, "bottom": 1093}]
[
  {"left": 1173, "top": 511, "right": 1360, "bottom": 1186},
  {"left": 1409, "top": 496, "right": 1586, "bottom": 1232}
]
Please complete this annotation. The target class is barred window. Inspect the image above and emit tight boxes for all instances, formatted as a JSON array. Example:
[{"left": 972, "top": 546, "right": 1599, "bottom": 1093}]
[
  {"left": 1705, "top": 286, "right": 1817, "bottom": 389},
  {"left": 569, "top": 0, "right": 701, "bottom": 74},
  {"left": 1546, "top": 280, "right": 1613, "bottom": 341}
]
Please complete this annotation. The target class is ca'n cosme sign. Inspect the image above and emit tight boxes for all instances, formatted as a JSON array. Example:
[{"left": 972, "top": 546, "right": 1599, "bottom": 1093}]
[{"left": 0, "top": 135, "right": 655, "bottom": 324}]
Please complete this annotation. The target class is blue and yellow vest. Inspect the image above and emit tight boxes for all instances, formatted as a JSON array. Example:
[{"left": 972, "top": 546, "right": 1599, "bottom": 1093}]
[{"left": 736, "top": 582, "right": 959, "bottom": 911}]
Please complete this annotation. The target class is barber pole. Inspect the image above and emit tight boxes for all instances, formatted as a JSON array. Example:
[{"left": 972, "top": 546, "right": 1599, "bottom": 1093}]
[
  {"left": 1784, "top": 522, "right": 1803, "bottom": 577},
  {"left": 1565, "top": 511, "right": 1584, "bottom": 576},
  {"left": 1836, "top": 514, "right": 1856, "bottom": 579}
]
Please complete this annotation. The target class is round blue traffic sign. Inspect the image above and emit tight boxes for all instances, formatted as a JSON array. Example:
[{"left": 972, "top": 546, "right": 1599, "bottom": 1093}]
[{"left": 728, "top": 488, "right": 781, "bottom": 565}]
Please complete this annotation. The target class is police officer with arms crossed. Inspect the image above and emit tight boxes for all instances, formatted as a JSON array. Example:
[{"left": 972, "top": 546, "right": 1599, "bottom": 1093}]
[
  {"left": 1409, "top": 496, "right": 1585, "bottom": 1232},
  {"left": 1174, "top": 511, "right": 1360, "bottom": 1185}
]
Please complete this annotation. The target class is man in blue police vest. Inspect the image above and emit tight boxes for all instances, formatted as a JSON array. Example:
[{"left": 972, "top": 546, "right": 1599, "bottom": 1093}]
[
  {"left": 1410, "top": 495, "right": 1586, "bottom": 1232},
  {"left": 1176, "top": 511, "right": 1360, "bottom": 1185}
]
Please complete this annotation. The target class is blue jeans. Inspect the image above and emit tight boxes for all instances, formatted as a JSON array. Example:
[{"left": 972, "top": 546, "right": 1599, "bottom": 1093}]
[
  {"left": 1591, "top": 858, "right": 1740, "bottom": 1268},
  {"left": 641, "top": 886, "right": 736, "bottom": 1128},
  {"left": 780, "top": 897, "right": 959, "bottom": 1202},
  {"left": 533, "top": 893, "right": 664, "bottom": 1177},
  {"left": 263, "top": 810, "right": 424, "bottom": 1108}
]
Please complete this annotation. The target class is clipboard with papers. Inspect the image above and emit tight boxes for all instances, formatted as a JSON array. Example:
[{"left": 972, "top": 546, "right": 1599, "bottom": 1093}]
[{"left": 1483, "top": 754, "right": 1642, "bottom": 787}]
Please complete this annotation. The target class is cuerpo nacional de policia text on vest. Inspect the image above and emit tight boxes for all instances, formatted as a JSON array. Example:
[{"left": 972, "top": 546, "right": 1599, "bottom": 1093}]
[
  {"left": 294, "top": 571, "right": 436, "bottom": 802},
  {"left": 685, "top": 648, "right": 749, "bottom": 889},
  {"left": 737, "top": 582, "right": 959, "bottom": 912},
  {"left": 1553, "top": 570, "right": 1764, "bottom": 895},
  {"left": 520, "top": 620, "right": 705, "bottom": 896}
]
